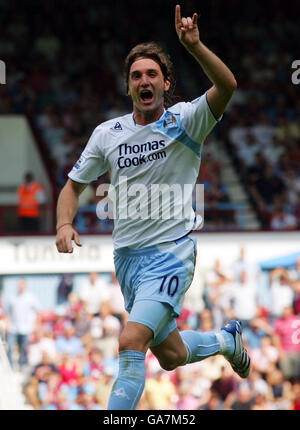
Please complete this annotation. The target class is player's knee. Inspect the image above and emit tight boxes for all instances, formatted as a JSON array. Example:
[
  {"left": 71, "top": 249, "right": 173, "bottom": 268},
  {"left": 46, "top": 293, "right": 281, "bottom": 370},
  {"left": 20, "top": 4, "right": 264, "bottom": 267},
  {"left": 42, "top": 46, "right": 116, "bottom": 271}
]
[
  {"left": 160, "top": 358, "right": 181, "bottom": 371},
  {"left": 160, "top": 360, "right": 177, "bottom": 371},
  {"left": 119, "top": 322, "right": 154, "bottom": 353},
  {"left": 159, "top": 350, "right": 187, "bottom": 371},
  {"left": 119, "top": 333, "right": 134, "bottom": 351},
  {"left": 119, "top": 331, "right": 150, "bottom": 353}
]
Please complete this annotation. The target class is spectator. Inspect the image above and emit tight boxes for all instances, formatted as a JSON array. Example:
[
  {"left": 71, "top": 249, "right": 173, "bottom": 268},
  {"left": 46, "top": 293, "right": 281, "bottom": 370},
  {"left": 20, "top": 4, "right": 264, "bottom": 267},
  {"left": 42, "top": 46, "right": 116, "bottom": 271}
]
[
  {"left": 269, "top": 268, "right": 295, "bottom": 320},
  {"left": 0, "top": 299, "right": 7, "bottom": 341},
  {"left": 200, "top": 390, "right": 224, "bottom": 410},
  {"left": 228, "top": 117, "right": 249, "bottom": 148},
  {"left": 250, "top": 164, "right": 286, "bottom": 209},
  {"left": 145, "top": 370, "right": 177, "bottom": 410},
  {"left": 248, "top": 370, "right": 270, "bottom": 399},
  {"left": 204, "top": 259, "right": 233, "bottom": 328},
  {"left": 291, "top": 380, "right": 300, "bottom": 410},
  {"left": 276, "top": 116, "right": 300, "bottom": 142},
  {"left": 282, "top": 169, "right": 300, "bottom": 206},
  {"left": 198, "top": 308, "right": 215, "bottom": 332},
  {"left": 79, "top": 272, "right": 110, "bottom": 316},
  {"left": 39, "top": 371, "right": 63, "bottom": 409},
  {"left": 266, "top": 368, "right": 293, "bottom": 410},
  {"left": 42, "top": 113, "right": 65, "bottom": 153},
  {"left": 32, "top": 351, "right": 59, "bottom": 384},
  {"left": 95, "top": 372, "right": 114, "bottom": 409},
  {"left": 25, "top": 374, "right": 41, "bottom": 409},
  {"left": 107, "top": 273, "right": 126, "bottom": 322},
  {"left": 231, "top": 246, "right": 247, "bottom": 282},
  {"left": 78, "top": 383, "right": 103, "bottom": 410},
  {"left": 287, "top": 257, "right": 300, "bottom": 314},
  {"left": 251, "top": 336, "right": 279, "bottom": 375},
  {"left": 237, "top": 133, "right": 260, "bottom": 169},
  {"left": 262, "top": 136, "right": 284, "bottom": 168},
  {"left": 25, "top": 350, "right": 59, "bottom": 409},
  {"left": 176, "top": 385, "right": 201, "bottom": 410},
  {"left": 82, "top": 347, "right": 104, "bottom": 381},
  {"left": 73, "top": 308, "right": 92, "bottom": 346},
  {"left": 247, "top": 153, "right": 267, "bottom": 193},
  {"left": 58, "top": 353, "right": 81, "bottom": 385},
  {"left": 52, "top": 312, "right": 68, "bottom": 339},
  {"left": 6, "top": 278, "right": 40, "bottom": 369},
  {"left": 225, "top": 270, "right": 259, "bottom": 327},
  {"left": 227, "top": 384, "right": 255, "bottom": 410},
  {"left": 251, "top": 113, "right": 277, "bottom": 147},
  {"left": 17, "top": 172, "right": 46, "bottom": 232},
  {"left": 273, "top": 306, "right": 300, "bottom": 380},
  {"left": 55, "top": 321, "right": 85, "bottom": 357},
  {"left": 33, "top": 27, "right": 61, "bottom": 61},
  {"left": 270, "top": 206, "right": 297, "bottom": 230},
  {"left": 251, "top": 392, "right": 274, "bottom": 410},
  {"left": 93, "top": 302, "right": 121, "bottom": 359},
  {"left": 197, "top": 355, "right": 228, "bottom": 382},
  {"left": 211, "top": 365, "right": 237, "bottom": 402},
  {"left": 27, "top": 324, "right": 57, "bottom": 367},
  {"left": 53, "top": 388, "right": 80, "bottom": 410},
  {"left": 56, "top": 274, "right": 73, "bottom": 306},
  {"left": 242, "top": 317, "right": 271, "bottom": 351}
]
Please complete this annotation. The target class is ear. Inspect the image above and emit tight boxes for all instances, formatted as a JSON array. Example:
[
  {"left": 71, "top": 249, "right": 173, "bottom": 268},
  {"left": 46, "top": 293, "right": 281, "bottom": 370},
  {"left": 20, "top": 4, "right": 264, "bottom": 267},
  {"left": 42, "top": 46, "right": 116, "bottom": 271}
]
[{"left": 164, "top": 79, "right": 171, "bottom": 92}]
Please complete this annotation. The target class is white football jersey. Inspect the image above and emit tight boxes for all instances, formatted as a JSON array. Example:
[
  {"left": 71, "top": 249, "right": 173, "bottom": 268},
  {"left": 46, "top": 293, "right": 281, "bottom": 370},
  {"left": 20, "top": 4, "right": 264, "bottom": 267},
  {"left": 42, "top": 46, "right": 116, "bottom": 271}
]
[{"left": 68, "top": 92, "right": 220, "bottom": 249}]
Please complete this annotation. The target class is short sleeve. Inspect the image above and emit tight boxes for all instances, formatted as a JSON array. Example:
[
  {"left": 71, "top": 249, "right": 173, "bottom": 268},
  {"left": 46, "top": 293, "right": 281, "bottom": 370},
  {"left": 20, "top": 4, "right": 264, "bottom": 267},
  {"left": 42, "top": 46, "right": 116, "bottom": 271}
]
[
  {"left": 68, "top": 127, "right": 108, "bottom": 184},
  {"left": 180, "top": 92, "right": 222, "bottom": 144}
]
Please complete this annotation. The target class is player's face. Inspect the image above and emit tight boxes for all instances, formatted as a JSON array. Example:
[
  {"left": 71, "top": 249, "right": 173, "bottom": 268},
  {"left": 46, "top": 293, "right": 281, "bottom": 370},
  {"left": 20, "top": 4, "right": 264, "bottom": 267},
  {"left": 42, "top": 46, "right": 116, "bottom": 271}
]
[{"left": 128, "top": 58, "right": 170, "bottom": 114}]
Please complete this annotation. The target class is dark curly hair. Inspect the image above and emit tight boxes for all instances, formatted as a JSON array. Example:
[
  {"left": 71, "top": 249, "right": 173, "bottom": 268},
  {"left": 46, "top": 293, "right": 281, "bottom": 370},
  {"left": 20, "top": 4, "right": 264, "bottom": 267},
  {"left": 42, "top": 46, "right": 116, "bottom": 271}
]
[{"left": 124, "top": 42, "right": 176, "bottom": 108}]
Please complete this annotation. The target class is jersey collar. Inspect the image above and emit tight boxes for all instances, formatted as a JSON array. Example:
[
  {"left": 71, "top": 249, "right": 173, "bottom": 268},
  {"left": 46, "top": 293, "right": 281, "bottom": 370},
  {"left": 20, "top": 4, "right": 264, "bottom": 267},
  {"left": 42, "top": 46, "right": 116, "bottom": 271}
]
[{"left": 132, "top": 109, "right": 166, "bottom": 127}]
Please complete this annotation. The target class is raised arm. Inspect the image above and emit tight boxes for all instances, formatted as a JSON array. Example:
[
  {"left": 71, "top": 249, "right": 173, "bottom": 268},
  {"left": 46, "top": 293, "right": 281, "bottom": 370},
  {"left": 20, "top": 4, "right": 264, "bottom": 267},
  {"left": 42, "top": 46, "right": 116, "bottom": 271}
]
[
  {"left": 175, "top": 4, "right": 237, "bottom": 119},
  {"left": 56, "top": 178, "right": 86, "bottom": 253}
]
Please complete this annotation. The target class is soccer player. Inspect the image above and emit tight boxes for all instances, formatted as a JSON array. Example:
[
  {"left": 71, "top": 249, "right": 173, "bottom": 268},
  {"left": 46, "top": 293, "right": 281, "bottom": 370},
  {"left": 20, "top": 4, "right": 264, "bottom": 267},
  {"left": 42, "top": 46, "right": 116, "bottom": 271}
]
[{"left": 56, "top": 5, "right": 251, "bottom": 409}]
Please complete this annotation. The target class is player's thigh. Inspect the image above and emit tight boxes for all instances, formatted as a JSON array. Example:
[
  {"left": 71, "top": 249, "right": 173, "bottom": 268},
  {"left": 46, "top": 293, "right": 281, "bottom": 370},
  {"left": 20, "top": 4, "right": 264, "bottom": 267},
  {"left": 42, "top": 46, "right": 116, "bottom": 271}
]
[{"left": 150, "top": 327, "right": 188, "bottom": 370}]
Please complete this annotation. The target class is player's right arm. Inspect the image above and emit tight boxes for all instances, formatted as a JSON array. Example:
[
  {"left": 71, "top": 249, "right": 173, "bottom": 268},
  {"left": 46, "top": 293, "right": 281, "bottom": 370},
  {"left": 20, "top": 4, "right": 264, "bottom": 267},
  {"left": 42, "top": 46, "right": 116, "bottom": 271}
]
[
  {"left": 175, "top": 5, "right": 237, "bottom": 119},
  {"left": 56, "top": 179, "right": 87, "bottom": 253}
]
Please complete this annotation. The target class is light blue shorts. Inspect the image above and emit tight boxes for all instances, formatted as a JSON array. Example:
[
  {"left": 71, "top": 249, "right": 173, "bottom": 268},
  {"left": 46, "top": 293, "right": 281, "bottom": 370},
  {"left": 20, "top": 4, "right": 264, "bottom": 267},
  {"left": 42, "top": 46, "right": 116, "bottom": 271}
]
[{"left": 114, "top": 235, "right": 197, "bottom": 346}]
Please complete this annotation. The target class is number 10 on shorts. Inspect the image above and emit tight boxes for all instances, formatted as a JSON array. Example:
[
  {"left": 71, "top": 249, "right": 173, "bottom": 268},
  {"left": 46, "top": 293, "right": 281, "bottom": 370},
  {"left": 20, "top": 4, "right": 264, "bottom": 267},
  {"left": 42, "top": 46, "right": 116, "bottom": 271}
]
[{"left": 159, "top": 275, "right": 179, "bottom": 297}]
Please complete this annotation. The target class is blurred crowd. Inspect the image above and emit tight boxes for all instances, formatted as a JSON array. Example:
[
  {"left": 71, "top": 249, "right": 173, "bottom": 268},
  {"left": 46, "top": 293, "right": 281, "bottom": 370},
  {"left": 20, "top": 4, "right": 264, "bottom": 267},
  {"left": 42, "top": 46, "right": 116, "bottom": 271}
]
[
  {"left": 3, "top": 1, "right": 299, "bottom": 233},
  {"left": 219, "top": 2, "right": 300, "bottom": 229},
  {"left": 1, "top": 248, "right": 300, "bottom": 410}
]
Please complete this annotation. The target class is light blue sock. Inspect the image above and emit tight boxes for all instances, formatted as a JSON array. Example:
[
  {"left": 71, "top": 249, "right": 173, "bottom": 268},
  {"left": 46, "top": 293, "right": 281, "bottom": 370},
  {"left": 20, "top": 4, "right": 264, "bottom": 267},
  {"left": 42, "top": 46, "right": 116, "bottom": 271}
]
[
  {"left": 218, "top": 328, "right": 235, "bottom": 359},
  {"left": 180, "top": 329, "right": 235, "bottom": 364},
  {"left": 107, "top": 350, "right": 146, "bottom": 410}
]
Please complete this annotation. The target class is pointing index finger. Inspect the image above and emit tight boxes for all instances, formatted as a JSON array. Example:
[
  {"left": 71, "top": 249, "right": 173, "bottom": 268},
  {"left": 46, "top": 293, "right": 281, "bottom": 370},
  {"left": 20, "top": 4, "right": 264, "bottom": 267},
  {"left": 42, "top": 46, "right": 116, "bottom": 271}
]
[{"left": 175, "top": 4, "right": 182, "bottom": 26}]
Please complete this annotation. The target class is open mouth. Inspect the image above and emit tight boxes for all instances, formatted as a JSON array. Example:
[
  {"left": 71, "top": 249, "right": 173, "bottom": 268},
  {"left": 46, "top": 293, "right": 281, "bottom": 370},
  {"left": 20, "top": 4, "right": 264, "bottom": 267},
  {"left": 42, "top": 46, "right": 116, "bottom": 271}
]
[{"left": 140, "top": 90, "right": 153, "bottom": 103}]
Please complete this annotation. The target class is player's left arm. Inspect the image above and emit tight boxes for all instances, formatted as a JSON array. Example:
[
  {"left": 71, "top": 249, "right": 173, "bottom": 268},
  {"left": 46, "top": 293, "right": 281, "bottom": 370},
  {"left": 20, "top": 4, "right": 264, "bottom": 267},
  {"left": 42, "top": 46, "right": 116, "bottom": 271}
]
[{"left": 175, "top": 4, "right": 237, "bottom": 119}]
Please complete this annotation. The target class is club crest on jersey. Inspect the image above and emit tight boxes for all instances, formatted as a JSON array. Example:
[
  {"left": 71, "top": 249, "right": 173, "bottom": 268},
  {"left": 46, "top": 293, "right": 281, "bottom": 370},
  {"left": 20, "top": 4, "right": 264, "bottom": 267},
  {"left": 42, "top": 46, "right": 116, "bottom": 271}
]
[
  {"left": 163, "top": 114, "right": 177, "bottom": 129},
  {"left": 111, "top": 122, "right": 123, "bottom": 131}
]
